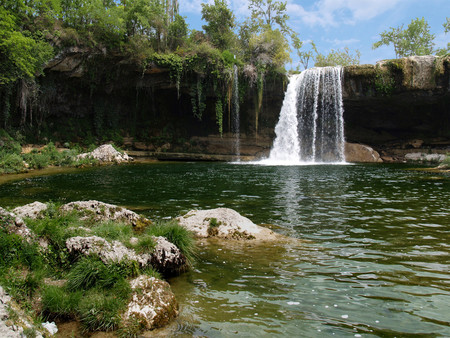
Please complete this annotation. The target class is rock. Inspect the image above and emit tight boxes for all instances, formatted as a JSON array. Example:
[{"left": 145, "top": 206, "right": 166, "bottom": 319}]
[
  {"left": 405, "top": 153, "right": 446, "bottom": 163},
  {"left": 77, "top": 144, "right": 133, "bottom": 163},
  {"left": 344, "top": 142, "right": 383, "bottom": 163},
  {"left": 61, "top": 200, "right": 149, "bottom": 227},
  {"left": 0, "top": 286, "right": 45, "bottom": 338},
  {"left": 176, "top": 208, "right": 279, "bottom": 241},
  {"left": 0, "top": 208, "right": 34, "bottom": 241},
  {"left": 408, "top": 139, "right": 424, "bottom": 149},
  {"left": 150, "top": 237, "right": 188, "bottom": 275},
  {"left": 66, "top": 236, "right": 151, "bottom": 266},
  {"left": 12, "top": 201, "right": 48, "bottom": 219},
  {"left": 123, "top": 276, "right": 178, "bottom": 330},
  {"left": 42, "top": 322, "right": 58, "bottom": 335}
]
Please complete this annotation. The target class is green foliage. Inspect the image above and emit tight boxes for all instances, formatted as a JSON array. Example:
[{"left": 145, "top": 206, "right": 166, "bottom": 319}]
[
  {"left": 0, "top": 153, "right": 24, "bottom": 174},
  {"left": 315, "top": 47, "right": 361, "bottom": 67},
  {"left": 66, "top": 256, "right": 131, "bottom": 291},
  {"left": 92, "top": 221, "right": 134, "bottom": 242},
  {"left": 436, "top": 18, "right": 450, "bottom": 56},
  {"left": 0, "top": 229, "right": 42, "bottom": 270},
  {"left": 215, "top": 99, "right": 223, "bottom": 136},
  {"left": 41, "top": 285, "right": 82, "bottom": 319},
  {"left": 374, "top": 71, "right": 395, "bottom": 96},
  {"left": 78, "top": 289, "right": 126, "bottom": 332},
  {"left": 373, "top": 17, "right": 436, "bottom": 58},
  {"left": 168, "top": 14, "right": 188, "bottom": 50},
  {"left": 201, "top": 0, "right": 236, "bottom": 50},
  {"left": 248, "top": 28, "right": 291, "bottom": 68},
  {"left": 0, "top": 7, "right": 54, "bottom": 85}
]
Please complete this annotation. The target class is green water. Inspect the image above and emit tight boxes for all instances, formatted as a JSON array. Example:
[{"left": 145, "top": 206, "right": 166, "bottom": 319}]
[{"left": 1, "top": 163, "right": 449, "bottom": 336}]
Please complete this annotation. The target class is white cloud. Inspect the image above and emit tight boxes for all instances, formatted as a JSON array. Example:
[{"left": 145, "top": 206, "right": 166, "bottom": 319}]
[
  {"left": 326, "top": 38, "right": 360, "bottom": 46},
  {"left": 288, "top": 0, "right": 405, "bottom": 27}
]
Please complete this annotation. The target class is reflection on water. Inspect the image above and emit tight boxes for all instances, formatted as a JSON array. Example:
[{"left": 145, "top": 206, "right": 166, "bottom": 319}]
[{"left": 1, "top": 163, "right": 449, "bottom": 336}]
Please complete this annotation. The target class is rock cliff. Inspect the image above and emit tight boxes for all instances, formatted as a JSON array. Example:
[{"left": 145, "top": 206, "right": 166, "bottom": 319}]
[{"left": 11, "top": 51, "right": 450, "bottom": 162}]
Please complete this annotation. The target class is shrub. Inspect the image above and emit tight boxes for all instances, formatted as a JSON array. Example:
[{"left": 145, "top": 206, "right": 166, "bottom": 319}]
[{"left": 0, "top": 152, "right": 25, "bottom": 173}]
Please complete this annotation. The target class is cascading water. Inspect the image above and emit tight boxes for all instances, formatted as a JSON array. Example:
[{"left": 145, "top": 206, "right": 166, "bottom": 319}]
[
  {"left": 232, "top": 65, "right": 240, "bottom": 160},
  {"left": 262, "top": 67, "right": 345, "bottom": 165}
]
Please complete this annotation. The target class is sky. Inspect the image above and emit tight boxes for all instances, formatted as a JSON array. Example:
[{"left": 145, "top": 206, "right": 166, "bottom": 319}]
[{"left": 178, "top": 0, "right": 450, "bottom": 70}]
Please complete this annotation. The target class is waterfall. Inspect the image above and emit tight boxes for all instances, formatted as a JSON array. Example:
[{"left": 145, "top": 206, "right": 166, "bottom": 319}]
[
  {"left": 263, "top": 67, "right": 345, "bottom": 165},
  {"left": 232, "top": 65, "right": 240, "bottom": 160}
]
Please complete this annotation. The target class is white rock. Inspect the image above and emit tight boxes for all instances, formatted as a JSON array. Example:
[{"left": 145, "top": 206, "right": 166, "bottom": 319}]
[
  {"left": 77, "top": 144, "right": 132, "bottom": 163},
  {"left": 13, "top": 201, "right": 48, "bottom": 219},
  {"left": 0, "top": 207, "right": 34, "bottom": 241},
  {"left": 42, "top": 322, "right": 58, "bottom": 335},
  {"left": 123, "top": 276, "right": 178, "bottom": 330},
  {"left": 66, "top": 236, "right": 151, "bottom": 266},
  {"left": 176, "top": 208, "right": 279, "bottom": 241},
  {"left": 61, "top": 200, "right": 147, "bottom": 227}
]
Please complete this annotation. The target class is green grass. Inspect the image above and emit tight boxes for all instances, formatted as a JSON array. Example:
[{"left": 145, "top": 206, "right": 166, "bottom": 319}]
[{"left": 1, "top": 202, "right": 194, "bottom": 334}]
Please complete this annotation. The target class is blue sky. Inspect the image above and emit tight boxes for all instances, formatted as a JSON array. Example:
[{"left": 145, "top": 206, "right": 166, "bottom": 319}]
[{"left": 179, "top": 0, "right": 450, "bottom": 69}]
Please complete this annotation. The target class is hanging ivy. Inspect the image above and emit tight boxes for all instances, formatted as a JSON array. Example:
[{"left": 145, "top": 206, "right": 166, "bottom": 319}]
[{"left": 215, "top": 98, "right": 223, "bottom": 136}]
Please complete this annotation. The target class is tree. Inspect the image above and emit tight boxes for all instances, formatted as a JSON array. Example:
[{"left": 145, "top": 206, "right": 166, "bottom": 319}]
[
  {"left": 297, "top": 41, "right": 317, "bottom": 70},
  {"left": 248, "top": 0, "right": 288, "bottom": 31},
  {"left": 373, "top": 17, "right": 435, "bottom": 58},
  {"left": 167, "top": 14, "right": 188, "bottom": 50},
  {"left": 314, "top": 47, "right": 360, "bottom": 67},
  {"left": 436, "top": 17, "right": 450, "bottom": 56},
  {"left": 201, "top": 0, "right": 235, "bottom": 50},
  {"left": 0, "top": 7, "right": 54, "bottom": 85},
  {"left": 245, "top": 0, "right": 301, "bottom": 69}
]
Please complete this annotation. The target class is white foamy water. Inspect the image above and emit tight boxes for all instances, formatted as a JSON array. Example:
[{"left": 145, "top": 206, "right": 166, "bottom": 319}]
[{"left": 260, "top": 67, "right": 346, "bottom": 165}]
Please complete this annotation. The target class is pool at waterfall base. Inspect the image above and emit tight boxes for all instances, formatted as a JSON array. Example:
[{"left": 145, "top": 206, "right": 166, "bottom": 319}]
[{"left": 1, "top": 162, "right": 449, "bottom": 336}]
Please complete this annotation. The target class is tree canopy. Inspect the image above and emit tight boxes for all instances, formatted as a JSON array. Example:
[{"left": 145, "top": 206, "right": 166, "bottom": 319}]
[{"left": 372, "top": 17, "right": 435, "bottom": 58}]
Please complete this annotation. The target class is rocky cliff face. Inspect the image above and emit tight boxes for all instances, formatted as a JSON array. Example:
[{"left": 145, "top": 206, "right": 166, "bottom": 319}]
[
  {"left": 343, "top": 55, "right": 450, "bottom": 158},
  {"left": 18, "top": 51, "right": 450, "bottom": 161}
]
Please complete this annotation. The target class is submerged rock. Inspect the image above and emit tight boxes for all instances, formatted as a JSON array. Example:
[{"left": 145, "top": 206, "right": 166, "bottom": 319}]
[
  {"left": 177, "top": 208, "right": 279, "bottom": 241},
  {"left": 12, "top": 201, "right": 48, "bottom": 219},
  {"left": 61, "top": 200, "right": 150, "bottom": 227},
  {"left": 123, "top": 276, "right": 178, "bottom": 330},
  {"left": 77, "top": 144, "right": 132, "bottom": 163}
]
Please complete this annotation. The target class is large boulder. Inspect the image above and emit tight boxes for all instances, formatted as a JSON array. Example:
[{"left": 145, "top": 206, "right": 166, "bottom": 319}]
[
  {"left": 77, "top": 144, "right": 132, "bottom": 163},
  {"left": 176, "top": 208, "right": 280, "bottom": 241},
  {"left": 122, "top": 276, "right": 178, "bottom": 330},
  {"left": 12, "top": 202, "right": 48, "bottom": 219},
  {"left": 345, "top": 142, "right": 382, "bottom": 163},
  {"left": 66, "top": 236, "right": 151, "bottom": 266},
  {"left": 65, "top": 235, "right": 188, "bottom": 274},
  {"left": 61, "top": 200, "right": 149, "bottom": 227}
]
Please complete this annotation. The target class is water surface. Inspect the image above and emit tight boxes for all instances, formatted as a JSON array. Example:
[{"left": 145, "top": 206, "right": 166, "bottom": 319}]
[{"left": 1, "top": 163, "right": 449, "bottom": 336}]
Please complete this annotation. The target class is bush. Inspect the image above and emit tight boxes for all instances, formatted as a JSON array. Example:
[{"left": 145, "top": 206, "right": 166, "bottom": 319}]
[{"left": 0, "top": 152, "right": 25, "bottom": 173}]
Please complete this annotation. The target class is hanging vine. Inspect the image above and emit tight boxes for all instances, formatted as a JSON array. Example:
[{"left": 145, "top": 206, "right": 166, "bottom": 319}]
[{"left": 215, "top": 98, "right": 223, "bottom": 136}]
